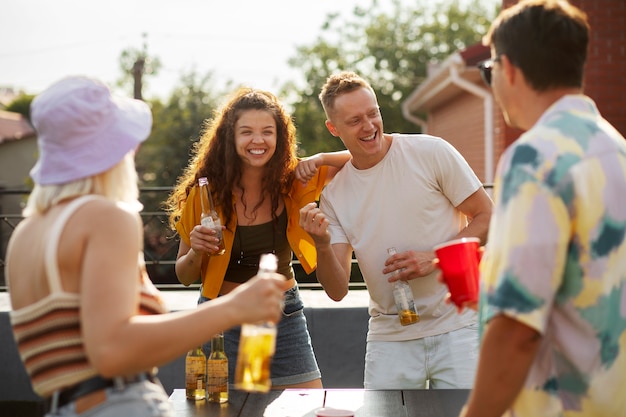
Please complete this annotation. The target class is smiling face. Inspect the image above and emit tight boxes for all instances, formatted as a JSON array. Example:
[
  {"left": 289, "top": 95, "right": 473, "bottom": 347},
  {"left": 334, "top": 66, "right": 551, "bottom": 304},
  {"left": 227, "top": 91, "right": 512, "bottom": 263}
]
[
  {"left": 234, "top": 109, "right": 277, "bottom": 169},
  {"left": 325, "top": 87, "right": 386, "bottom": 169}
]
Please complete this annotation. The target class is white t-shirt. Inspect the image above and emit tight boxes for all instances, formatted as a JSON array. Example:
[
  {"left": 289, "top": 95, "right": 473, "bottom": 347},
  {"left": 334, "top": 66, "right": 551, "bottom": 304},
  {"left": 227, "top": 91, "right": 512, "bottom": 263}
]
[{"left": 321, "top": 134, "right": 480, "bottom": 341}]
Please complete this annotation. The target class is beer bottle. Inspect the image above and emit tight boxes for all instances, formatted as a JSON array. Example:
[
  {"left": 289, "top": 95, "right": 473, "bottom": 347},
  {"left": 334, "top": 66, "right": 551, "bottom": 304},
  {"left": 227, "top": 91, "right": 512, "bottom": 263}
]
[
  {"left": 198, "top": 176, "right": 225, "bottom": 255},
  {"left": 207, "top": 333, "right": 228, "bottom": 403},
  {"left": 185, "top": 346, "right": 206, "bottom": 400},
  {"left": 387, "top": 247, "right": 420, "bottom": 326},
  {"left": 234, "top": 253, "right": 279, "bottom": 392}
]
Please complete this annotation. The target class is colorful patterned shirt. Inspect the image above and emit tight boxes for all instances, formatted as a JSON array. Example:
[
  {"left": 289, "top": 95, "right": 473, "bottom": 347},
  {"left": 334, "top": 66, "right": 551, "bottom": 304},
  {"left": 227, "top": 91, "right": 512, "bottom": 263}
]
[{"left": 480, "top": 95, "right": 626, "bottom": 416}]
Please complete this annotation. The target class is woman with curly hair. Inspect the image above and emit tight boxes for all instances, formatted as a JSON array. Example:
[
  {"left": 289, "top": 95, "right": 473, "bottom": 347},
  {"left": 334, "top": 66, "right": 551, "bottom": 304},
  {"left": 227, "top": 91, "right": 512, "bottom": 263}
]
[{"left": 166, "top": 87, "right": 350, "bottom": 389}]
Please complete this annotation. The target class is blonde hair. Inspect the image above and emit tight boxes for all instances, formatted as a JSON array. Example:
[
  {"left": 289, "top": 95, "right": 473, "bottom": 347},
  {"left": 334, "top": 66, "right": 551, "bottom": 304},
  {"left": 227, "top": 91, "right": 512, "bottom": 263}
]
[
  {"left": 23, "top": 152, "right": 142, "bottom": 217},
  {"left": 319, "top": 71, "right": 376, "bottom": 119}
]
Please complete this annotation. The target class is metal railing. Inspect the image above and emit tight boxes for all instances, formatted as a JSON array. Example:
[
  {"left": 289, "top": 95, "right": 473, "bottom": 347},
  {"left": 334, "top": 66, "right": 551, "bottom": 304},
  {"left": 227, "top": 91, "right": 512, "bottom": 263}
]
[
  {"left": 1, "top": 184, "right": 493, "bottom": 292},
  {"left": 0, "top": 187, "right": 365, "bottom": 292}
]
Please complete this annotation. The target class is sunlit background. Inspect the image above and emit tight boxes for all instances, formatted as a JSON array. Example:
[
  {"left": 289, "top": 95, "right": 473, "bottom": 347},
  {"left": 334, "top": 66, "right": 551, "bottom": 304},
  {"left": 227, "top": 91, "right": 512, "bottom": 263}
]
[{"left": 2, "top": 0, "right": 396, "bottom": 99}]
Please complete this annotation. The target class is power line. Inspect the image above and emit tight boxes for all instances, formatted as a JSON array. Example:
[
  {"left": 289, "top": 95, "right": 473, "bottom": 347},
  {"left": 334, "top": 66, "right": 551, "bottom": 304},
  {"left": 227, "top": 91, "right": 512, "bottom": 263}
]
[{"left": 0, "top": 36, "right": 131, "bottom": 59}]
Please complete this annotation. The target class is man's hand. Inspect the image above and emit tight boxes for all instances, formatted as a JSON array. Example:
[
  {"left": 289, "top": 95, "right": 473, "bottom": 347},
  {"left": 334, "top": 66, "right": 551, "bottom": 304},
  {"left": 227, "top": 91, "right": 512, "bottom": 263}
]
[
  {"left": 383, "top": 249, "right": 437, "bottom": 282},
  {"left": 299, "top": 202, "right": 331, "bottom": 246},
  {"left": 434, "top": 259, "right": 479, "bottom": 312}
]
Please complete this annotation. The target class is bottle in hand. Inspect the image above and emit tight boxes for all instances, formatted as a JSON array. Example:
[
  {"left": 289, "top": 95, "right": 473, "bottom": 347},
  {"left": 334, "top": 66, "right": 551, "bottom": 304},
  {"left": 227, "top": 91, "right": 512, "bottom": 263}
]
[
  {"left": 388, "top": 247, "right": 420, "bottom": 326},
  {"left": 198, "top": 176, "right": 225, "bottom": 255},
  {"left": 207, "top": 333, "right": 228, "bottom": 403},
  {"left": 186, "top": 346, "right": 207, "bottom": 400},
  {"left": 234, "top": 253, "right": 279, "bottom": 392}
]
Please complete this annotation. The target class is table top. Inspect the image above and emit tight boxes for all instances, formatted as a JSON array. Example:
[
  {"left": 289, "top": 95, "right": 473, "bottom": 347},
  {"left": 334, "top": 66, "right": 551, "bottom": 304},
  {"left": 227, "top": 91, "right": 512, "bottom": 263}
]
[{"left": 169, "top": 388, "right": 469, "bottom": 417}]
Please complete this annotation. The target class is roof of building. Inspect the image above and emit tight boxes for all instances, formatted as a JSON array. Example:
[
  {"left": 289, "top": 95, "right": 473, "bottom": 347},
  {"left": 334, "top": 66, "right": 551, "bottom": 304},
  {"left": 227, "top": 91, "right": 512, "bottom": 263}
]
[
  {"left": 0, "top": 110, "right": 36, "bottom": 144},
  {"left": 402, "top": 43, "right": 490, "bottom": 115}
]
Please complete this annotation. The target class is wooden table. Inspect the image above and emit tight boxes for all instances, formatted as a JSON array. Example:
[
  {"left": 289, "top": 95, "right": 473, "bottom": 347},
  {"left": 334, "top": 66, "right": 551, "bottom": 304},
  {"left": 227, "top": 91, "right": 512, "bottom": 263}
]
[{"left": 169, "top": 388, "right": 469, "bottom": 417}]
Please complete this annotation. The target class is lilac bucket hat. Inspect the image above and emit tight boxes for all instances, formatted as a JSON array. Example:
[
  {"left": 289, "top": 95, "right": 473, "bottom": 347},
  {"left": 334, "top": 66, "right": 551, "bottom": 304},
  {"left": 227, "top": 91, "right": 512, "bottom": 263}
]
[{"left": 29, "top": 76, "right": 152, "bottom": 185}]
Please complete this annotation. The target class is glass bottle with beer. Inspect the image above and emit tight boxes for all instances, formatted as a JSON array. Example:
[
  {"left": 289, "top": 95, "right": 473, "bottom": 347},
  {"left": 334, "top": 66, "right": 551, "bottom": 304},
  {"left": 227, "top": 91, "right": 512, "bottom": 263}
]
[
  {"left": 207, "top": 333, "right": 228, "bottom": 403},
  {"left": 234, "top": 253, "right": 279, "bottom": 392},
  {"left": 198, "top": 176, "right": 225, "bottom": 255},
  {"left": 387, "top": 247, "right": 420, "bottom": 326},
  {"left": 185, "top": 346, "right": 207, "bottom": 400}
]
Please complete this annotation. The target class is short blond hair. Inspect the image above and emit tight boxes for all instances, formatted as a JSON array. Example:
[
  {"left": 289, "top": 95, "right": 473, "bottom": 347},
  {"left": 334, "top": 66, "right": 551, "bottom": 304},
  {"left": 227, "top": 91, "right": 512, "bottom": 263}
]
[{"left": 319, "top": 71, "right": 376, "bottom": 118}]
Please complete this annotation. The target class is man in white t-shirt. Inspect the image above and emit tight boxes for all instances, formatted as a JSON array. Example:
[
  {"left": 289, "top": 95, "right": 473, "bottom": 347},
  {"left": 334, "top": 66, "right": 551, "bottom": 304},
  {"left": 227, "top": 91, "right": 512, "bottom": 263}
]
[{"left": 299, "top": 71, "right": 493, "bottom": 389}]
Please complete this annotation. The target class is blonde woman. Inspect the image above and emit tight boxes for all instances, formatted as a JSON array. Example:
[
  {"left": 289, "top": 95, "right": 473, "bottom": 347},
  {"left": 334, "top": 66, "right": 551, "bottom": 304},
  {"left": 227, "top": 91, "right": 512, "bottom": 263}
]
[{"left": 6, "top": 76, "right": 288, "bottom": 416}]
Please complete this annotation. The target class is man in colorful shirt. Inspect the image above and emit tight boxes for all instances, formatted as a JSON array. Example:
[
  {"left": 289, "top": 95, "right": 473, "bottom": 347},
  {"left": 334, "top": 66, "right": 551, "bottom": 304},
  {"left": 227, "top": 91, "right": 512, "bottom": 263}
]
[{"left": 462, "top": 1, "right": 626, "bottom": 416}]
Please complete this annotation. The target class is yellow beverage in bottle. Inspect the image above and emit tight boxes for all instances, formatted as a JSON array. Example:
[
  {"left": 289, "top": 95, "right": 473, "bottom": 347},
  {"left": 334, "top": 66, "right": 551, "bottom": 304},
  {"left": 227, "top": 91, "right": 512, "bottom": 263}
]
[
  {"left": 234, "top": 324, "right": 276, "bottom": 392},
  {"left": 387, "top": 247, "right": 420, "bottom": 326},
  {"left": 207, "top": 387, "right": 228, "bottom": 403},
  {"left": 206, "top": 358, "right": 228, "bottom": 403},
  {"left": 207, "top": 332, "right": 228, "bottom": 403},
  {"left": 399, "top": 309, "right": 420, "bottom": 326},
  {"left": 185, "top": 346, "right": 206, "bottom": 400}
]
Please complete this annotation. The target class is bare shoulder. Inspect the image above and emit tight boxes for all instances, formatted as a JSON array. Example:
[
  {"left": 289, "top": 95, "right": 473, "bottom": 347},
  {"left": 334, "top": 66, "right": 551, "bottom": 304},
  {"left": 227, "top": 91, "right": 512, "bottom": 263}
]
[{"left": 70, "top": 198, "right": 142, "bottom": 237}]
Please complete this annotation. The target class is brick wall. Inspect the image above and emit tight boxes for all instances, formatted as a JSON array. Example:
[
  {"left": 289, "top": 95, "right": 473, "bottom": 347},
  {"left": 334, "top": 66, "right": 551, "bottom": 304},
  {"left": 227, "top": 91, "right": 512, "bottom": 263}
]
[
  {"left": 502, "top": 0, "right": 626, "bottom": 138},
  {"left": 428, "top": 94, "right": 489, "bottom": 181},
  {"left": 410, "top": 0, "right": 624, "bottom": 181}
]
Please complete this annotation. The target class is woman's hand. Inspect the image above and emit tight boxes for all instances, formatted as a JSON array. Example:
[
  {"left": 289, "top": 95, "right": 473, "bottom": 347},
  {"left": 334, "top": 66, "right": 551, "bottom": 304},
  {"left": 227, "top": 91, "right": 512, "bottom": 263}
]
[
  {"left": 295, "top": 155, "right": 322, "bottom": 184},
  {"left": 189, "top": 223, "right": 224, "bottom": 256}
]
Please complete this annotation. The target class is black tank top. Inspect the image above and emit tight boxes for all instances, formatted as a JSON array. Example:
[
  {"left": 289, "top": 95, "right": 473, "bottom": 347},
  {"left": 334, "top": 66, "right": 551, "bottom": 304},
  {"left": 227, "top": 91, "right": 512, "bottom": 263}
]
[{"left": 224, "top": 208, "right": 294, "bottom": 283}]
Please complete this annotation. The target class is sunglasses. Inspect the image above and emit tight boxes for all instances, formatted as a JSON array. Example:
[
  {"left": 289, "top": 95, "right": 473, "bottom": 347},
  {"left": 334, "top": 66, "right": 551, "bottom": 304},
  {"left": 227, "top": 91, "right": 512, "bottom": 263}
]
[{"left": 477, "top": 58, "right": 500, "bottom": 87}]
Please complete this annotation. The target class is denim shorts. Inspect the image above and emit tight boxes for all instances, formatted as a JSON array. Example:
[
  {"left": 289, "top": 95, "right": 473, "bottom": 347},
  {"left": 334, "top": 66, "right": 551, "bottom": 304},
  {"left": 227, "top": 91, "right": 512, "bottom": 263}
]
[
  {"left": 47, "top": 379, "right": 174, "bottom": 417},
  {"left": 198, "top": 285, "right": 321, "bottom": 386}
]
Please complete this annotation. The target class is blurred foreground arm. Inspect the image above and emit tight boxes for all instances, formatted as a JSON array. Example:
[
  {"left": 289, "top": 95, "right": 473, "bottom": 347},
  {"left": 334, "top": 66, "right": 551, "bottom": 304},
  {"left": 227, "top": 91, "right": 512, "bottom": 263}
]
[{"left": 461, "top": 315, "right": 541, "bottom": 417}]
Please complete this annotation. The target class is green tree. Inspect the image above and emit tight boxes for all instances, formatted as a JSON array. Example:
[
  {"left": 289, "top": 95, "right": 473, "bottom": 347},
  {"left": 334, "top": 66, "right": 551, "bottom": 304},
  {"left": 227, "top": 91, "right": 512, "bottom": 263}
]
[
  {"left": 283, "top": 0, "right": 498, "bottom": 155},
  {"left": 4, "top": 94, "right": 35, "bottom": 120},
  {"left": 135, "top": 70, "right": 227, "bottom": 204},
  {"left": 135, "top": 71, "right": 230, "bottom": 283}
]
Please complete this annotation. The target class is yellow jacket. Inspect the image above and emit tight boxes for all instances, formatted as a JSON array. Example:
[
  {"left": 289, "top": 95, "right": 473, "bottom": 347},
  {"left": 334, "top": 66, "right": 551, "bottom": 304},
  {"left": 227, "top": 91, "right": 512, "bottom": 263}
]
[{"left": 175, "top": 166, "right": 329, "bottom": 299}]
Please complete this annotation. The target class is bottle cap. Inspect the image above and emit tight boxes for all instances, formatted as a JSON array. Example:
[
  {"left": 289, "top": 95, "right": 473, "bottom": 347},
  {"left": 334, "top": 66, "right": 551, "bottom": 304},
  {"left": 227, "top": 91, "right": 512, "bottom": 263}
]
[{"left": 259, "top": 253, "right": 278, "bottom": 272}]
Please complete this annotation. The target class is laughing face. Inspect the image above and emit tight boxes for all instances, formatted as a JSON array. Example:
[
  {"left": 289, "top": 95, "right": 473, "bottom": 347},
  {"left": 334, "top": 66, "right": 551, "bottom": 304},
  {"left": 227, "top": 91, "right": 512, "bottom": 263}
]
[
  {"left": 325, "top": 87, "right": 385, "bottom": 169},
  {"left": 234, "top": 109, "right": 277, "bottom": 169}
]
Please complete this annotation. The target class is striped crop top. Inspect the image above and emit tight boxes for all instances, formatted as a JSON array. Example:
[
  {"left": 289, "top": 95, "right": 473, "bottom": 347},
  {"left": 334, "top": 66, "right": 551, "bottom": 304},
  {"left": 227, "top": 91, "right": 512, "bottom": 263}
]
[{"left": 9, "top": 196, "right": 168, "bottom": 398}]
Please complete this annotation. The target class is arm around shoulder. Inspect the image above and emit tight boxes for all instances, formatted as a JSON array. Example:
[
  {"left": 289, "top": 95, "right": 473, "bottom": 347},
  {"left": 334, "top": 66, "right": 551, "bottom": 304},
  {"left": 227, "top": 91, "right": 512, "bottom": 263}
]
[
  {"left": 295, "top": 150, "right": 351, "bottom": 185},
  {"left": 316, "top": 150, "right": 351, "bottom": 180}
]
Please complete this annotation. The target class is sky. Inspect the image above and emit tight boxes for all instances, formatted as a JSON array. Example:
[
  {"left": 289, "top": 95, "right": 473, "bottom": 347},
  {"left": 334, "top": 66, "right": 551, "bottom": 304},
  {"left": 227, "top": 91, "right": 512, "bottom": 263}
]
[{"left": 1, "top": 0, "right": 374, "bottom": 100}]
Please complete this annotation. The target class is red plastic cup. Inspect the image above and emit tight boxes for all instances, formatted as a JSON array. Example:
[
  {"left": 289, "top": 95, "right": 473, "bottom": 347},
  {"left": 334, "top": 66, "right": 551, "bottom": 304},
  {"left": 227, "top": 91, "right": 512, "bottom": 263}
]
[
  {"left": 315, "top": 408, "right": 354, "bottom": 417},
  {"left": 433, "top": 237, "right": 481, "bottom": 307}
]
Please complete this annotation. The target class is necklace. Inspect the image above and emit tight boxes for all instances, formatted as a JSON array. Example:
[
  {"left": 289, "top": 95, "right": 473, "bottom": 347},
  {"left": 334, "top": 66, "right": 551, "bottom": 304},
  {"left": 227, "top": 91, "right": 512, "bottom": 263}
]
[
  {"left": 237, "top": 189, "right": 265, "bottom": 225},
  {"left": 234, "top": 220, "right": 277, "bottom": 269}
]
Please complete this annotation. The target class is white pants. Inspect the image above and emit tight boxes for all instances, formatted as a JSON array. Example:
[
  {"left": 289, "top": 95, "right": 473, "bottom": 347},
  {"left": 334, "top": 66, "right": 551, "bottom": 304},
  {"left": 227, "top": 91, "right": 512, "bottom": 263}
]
[{"left": 364, "top": 324, "right": 479, "bottom": 389}]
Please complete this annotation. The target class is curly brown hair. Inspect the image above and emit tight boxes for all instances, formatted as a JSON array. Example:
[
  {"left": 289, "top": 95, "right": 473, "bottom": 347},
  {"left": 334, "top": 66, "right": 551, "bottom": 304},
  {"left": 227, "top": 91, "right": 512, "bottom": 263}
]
[{"left": 165, "top": 87, "right": 298, "bottom": 230}]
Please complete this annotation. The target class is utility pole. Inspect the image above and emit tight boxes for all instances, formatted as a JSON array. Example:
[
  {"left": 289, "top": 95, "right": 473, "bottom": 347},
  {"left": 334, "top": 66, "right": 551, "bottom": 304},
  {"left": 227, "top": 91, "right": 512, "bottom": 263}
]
[
  {"left": 131, "top": 33, "right": 148, "bottom": 100},
  {"left": 132, "top": 56, "right": 145, "bottom": 100}
]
